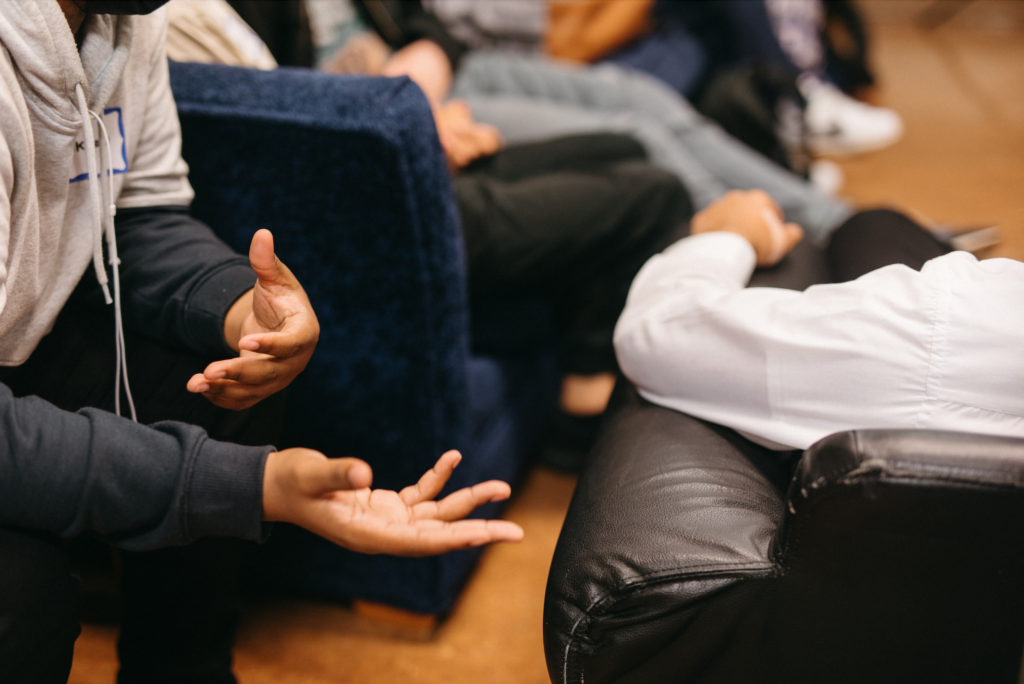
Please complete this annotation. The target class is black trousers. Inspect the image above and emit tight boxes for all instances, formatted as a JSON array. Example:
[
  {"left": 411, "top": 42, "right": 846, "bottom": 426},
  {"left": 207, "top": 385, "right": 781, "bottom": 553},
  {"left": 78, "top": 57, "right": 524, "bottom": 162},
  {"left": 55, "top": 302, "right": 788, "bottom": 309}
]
[
  {"left": 0, "top": 277, "right": 284, "bottom": 684},
  {"left": 456, "top": 134, "right": 693, "bottom": 375},
  {"left": 749, "top": 208, "right": 950, "bottom": 291}
]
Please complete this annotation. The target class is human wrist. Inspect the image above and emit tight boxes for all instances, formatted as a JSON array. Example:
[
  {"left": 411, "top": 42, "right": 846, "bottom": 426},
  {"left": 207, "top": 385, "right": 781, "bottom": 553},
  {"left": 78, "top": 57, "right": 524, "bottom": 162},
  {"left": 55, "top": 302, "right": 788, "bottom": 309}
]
[
  {"left": 261, "top": 450, "right": 288, "bottom": 522},
  {"left": 223, "top": 289, "right": 254, "bottom": 352}
]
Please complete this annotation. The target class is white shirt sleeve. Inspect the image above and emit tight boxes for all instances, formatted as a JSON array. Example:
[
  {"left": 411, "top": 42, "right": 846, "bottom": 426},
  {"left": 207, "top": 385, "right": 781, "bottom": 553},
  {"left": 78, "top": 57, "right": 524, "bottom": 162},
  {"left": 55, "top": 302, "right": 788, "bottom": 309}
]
[{"left": 614, "top": 232, "right": 943, "bottom": 449}]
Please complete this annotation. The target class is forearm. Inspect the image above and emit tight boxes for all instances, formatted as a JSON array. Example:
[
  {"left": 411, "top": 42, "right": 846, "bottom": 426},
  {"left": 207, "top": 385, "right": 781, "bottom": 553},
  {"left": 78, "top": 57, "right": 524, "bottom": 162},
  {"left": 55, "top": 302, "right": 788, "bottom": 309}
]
[
  {"left": 0, "top": 383, "right": 271, "bottom": 549},
  {"left": 614, "top": 230, "right": 939, "bottom": 451},
  {"left": 383, "top": 39, "right": 453, "bottom": 106},
  {"left": 614, "top": 232, "right": 769, "bottom": 419},
  {"left": 616, "top": 231, "right": 756, "bottom": 331},
  {"left": 357, "top": 0, "right": 468, "bottom": 72}
]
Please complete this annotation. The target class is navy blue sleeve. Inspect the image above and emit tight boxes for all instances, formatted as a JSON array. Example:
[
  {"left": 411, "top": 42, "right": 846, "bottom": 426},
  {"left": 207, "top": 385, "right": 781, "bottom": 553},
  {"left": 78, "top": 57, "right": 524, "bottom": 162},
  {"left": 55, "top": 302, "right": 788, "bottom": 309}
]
[
  {"left": 0, "top": 383, "right": 273, "bottom": 550},
  {"left": 114, "top": 205, "right": 255, "bottom": 359}
]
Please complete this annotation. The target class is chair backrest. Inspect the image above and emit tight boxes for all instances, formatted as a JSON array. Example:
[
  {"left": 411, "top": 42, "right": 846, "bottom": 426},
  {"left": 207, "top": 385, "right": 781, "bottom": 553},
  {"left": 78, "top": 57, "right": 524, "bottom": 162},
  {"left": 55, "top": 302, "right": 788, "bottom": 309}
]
[
  {"left": 769, "top": 429, "right": 1024, "bottom": 683},
  {"left": 168, "top": 61, "right": 468, "bottom": 490}
]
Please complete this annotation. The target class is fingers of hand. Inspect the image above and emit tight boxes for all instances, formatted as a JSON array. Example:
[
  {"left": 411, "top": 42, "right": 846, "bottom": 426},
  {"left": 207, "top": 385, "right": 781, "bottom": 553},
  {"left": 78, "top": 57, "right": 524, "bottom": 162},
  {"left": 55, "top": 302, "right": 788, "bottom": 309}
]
[
  {"left": 198, "top": 384, "right": 266, "bottom": 410},
  {"left": 187, "top": 373, "right": 210, "bottom": 394},
  {"left": 194, "top": 358, "right": 290, "bottom": 409},
  {"left": 237, "top": 329, "right": 316, "bottom": 359},
  {"left": 758, "top": 207, "right": 787, "bottom": 267},
  {"left": 248, "top": 229, "right": 277, "bottom": 278},
  {"left": 784, "top": 223, "right": 804, "bottom": 251},
  {"left": 193, "top": 368, "right": 277, "bottom": 409},
  {"left": 202, "top": 354, "right": 280, "bottom": 385},
  {"left": 756, "top": 213, "right": 806, "bottom": 267},
  {"left": 746, "top": 189, "right": 783, "bottom": 220},
  {"left": 249, "top": 229, "right": 300, "bottom": 288},
  {"left": 388, "top": 519, "right": 524, "bottom": 556},
  {"left": 399, "top": 450, "right": 461, "bottom": 505},
  {"left": 476, "top": 124, "right": 503, "bottom": 155},
  {"left": 412, "top": 480, "right": 511, "bottom": 522},
  {"left": 299, "top": 456, "right": 372, "bottom": 496}
]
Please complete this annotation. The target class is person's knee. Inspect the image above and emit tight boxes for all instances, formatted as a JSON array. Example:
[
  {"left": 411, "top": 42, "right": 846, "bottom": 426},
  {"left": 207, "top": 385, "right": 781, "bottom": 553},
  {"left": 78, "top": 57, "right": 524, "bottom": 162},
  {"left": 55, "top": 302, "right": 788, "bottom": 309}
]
[
  {"left": 617, "top": 162, "right": 694, "bottom": 245},
  {"left": 0, "top": 528, "right": 81, "bottom": 683},
  {"left": 830, "top": 207, "right": 909, "bottom": 247},
  {"left": 827, "top": 207, "right": 946, "bottom": 280}
]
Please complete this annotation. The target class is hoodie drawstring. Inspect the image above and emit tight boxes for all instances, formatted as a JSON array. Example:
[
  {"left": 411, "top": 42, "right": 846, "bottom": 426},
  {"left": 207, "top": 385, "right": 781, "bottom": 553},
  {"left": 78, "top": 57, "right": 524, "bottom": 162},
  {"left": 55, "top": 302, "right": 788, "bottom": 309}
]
[{"left": 75, "top": 83, "right": 137, "bottom": 422}]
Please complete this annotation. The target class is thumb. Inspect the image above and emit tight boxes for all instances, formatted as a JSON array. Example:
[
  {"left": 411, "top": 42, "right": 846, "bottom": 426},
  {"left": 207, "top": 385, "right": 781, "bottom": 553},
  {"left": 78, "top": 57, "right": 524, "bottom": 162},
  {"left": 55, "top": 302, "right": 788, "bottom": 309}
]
[
  {"left": 249, "top": 229, "right": 291, "bottom": 287},
  {"left": 299, "top": 456, "right": 374, "bottom": 496}
]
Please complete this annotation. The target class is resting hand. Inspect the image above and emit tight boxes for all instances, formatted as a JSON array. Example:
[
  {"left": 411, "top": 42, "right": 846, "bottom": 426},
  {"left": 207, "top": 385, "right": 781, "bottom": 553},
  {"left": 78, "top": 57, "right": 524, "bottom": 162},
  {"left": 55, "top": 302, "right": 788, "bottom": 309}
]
[
  {"left": 263, "top": 449, "right": 524, "bottom": 556},
  {"left": 187, "top": 229, "right": 320, "bottom": 410},
  {"left": 690, "top": 190, "right": 804, "bottom": 267},
  {"left": 434, "top": 100, "right": 504, "bottom": 171}
]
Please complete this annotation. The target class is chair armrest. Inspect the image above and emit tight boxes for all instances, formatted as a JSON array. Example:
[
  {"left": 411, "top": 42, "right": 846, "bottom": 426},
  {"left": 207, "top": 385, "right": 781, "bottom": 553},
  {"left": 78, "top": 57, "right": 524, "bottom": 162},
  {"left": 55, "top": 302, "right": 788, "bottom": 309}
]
[
  {"left": 168, "top": 62, "right": 467, "bottom": 490},
  {"left": 544, "top": 382, "right": 787, "bottom": 683},
  {"left": 546, "top": 383, "right": 1024, "bottom": 684}
]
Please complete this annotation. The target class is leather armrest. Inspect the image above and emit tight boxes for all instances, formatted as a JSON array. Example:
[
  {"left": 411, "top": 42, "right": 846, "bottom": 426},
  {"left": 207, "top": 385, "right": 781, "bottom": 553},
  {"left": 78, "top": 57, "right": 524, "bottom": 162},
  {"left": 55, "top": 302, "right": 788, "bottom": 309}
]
[
  {"left": 546, "top": 384, "right": 1024, "bottom": 684},
  {"left": 544, "top": 382, "right": 788, "bottom": 683}
]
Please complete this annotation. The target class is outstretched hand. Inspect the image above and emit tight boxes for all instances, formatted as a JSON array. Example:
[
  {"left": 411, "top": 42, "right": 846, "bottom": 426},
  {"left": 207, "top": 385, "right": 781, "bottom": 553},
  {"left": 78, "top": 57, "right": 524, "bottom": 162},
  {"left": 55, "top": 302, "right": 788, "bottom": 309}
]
[
  {"left": 262, "top": 449, "right": 524, "bottom": 556},
  {"left": 187, "top": 229, "right": 319, "bottom": 410},
  {"left": 690, "top": 190, "right": 804, "bottom": 267}
]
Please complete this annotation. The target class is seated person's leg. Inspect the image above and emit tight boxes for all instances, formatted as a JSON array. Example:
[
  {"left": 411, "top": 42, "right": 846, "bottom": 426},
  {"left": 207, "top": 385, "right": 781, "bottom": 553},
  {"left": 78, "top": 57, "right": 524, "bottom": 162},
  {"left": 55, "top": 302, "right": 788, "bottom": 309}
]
[
  {"left": 827, "top": 208, "right": 951, "bottom": 282},
  {"left": 0, "top": 528, "right": 81, "bottom": 684},
  {"left": 118, "top": 539, "right": 246, "bottom": 684},
  {"left": 456, "top": 135, "right": 692, "bottom": 468},
  {"left": 4, "top": 275, "right": 284, "bottom": 684},
  {"left": 747, "top": 239, "right": 833, "bottom": 292},
  {"left": 458, "top": 86, "right": 851, "bottom": 241}
]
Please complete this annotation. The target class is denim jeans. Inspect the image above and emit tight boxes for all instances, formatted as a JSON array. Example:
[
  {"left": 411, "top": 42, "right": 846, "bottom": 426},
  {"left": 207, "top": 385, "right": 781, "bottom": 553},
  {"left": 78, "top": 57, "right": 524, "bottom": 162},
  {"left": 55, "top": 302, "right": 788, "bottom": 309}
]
[{"left": 452, "top": 51, "right": 852, "bottom": 244}]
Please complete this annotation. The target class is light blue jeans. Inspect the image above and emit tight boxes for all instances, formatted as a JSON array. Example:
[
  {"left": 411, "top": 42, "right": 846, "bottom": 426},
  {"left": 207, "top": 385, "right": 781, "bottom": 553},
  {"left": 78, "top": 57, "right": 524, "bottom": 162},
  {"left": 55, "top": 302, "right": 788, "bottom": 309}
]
[{"left": 452, "top": 51, "right": 852, "bottom": 243}]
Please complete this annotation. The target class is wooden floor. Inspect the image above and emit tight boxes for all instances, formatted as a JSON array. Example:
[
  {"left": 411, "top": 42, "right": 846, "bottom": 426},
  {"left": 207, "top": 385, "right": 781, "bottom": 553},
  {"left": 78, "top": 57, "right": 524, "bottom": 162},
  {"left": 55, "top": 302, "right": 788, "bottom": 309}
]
[{"left": 69, "top": 3, "right": 1024, "bottom": 683}]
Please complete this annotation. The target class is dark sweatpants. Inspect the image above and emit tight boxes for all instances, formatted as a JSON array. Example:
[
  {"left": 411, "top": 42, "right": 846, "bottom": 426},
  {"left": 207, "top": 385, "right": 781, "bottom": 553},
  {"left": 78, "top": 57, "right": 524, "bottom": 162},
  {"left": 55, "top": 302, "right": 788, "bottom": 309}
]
[
  {"left": 456, "top": 134, "right": 693, "bottom": 375},
  {"left": 0, "top": 277, "right": 284, "bottom": 684}
]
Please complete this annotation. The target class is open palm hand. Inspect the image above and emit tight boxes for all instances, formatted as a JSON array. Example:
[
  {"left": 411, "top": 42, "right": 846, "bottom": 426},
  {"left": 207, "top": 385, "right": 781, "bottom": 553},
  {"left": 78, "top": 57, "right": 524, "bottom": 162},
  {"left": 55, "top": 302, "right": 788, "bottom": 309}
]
[{"left": 263, "top": 450, "right": 524, "bottom": 557}]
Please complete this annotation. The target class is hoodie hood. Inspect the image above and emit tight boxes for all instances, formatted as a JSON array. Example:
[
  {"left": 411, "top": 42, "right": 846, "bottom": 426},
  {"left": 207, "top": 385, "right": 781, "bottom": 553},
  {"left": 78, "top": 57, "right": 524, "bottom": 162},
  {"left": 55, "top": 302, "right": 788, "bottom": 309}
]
[{"left": 0, "top": 0, "right": 132, "bottom": 134}]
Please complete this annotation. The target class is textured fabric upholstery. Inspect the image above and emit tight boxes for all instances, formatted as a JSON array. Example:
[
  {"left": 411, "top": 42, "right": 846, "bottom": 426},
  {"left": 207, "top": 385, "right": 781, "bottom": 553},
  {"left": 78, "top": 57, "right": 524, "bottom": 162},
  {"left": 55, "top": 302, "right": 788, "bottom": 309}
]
[
  {"left": 545, "top": 383, "right": 1024, "bottom": 683},
  {"left": 169, "top": 61, "right": 558, "bottom": 614}
]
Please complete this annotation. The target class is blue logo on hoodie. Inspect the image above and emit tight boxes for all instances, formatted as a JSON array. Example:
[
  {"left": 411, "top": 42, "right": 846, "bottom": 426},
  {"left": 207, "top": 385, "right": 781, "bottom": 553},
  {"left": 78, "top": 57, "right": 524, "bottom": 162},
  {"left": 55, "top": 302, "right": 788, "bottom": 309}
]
[{"left": 69, "top": 107, "right": 128, "bottom": 183}]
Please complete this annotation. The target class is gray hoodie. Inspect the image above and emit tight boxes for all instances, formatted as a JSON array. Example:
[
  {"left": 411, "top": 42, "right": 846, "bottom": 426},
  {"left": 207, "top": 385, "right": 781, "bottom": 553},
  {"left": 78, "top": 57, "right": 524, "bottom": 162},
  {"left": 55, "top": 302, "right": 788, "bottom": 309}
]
[
  {"left": 0, "top": 0, "right": 194, "bottom": 365},
  {"left": 0, "top": 1, "right": 274, "bottom": 549}
]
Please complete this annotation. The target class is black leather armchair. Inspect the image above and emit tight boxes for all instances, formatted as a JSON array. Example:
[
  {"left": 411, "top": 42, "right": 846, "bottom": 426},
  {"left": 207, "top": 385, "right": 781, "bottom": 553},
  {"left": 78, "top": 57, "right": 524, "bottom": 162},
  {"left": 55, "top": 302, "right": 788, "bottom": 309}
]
[{"left": 544, "top": 383, "right": 1024, "bottom": 684}]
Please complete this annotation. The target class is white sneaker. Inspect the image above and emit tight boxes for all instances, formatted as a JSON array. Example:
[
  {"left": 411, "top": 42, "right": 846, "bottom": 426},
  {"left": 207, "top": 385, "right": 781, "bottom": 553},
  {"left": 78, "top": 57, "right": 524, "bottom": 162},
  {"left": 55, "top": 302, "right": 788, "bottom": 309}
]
[
  {"left": 809, "top": 159, "right": 844, "bottom": 195},
  {"left": 802, "top": 79, "right": 904, "bottom": 156}
]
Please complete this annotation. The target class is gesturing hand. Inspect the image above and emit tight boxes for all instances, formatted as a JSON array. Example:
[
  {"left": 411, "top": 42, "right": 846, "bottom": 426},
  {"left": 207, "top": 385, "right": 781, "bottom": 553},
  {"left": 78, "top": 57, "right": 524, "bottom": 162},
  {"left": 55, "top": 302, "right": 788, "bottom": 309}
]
[
  {"left": 434, "top": 100, "right": 504, "bottom": 171},
  {"left": 690, "top": 190, "right": 804, "bottom": 267},
  {"left": 187, "top": 229, "right": 320, "bottom": 410},
  {"left": 263, "top": 449, "right": 525, "bottom": 556}
]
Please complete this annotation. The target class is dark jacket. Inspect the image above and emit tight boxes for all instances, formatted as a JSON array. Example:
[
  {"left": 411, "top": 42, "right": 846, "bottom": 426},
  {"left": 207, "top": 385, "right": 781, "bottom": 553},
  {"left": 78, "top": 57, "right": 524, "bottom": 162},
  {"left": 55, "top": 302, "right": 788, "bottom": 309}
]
[{"left": 0, "top": 207, "right": 272, "bottom": 550}]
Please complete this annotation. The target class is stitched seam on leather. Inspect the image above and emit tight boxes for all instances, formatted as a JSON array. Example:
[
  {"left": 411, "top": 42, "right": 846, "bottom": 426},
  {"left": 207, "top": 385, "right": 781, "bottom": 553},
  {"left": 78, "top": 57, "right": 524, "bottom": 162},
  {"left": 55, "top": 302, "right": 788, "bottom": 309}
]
[
  {"left": 577, "top": 563, "right": 774, "bottom": 622},
  {"left": 843, "top": 460, "right": 1024, "bottom": 486},
  {"left": 564, "top": 565, "right": 772, "bottom": 683},
  {"left": 782, "top": 476, "right": 1018, "bottom": 561}
]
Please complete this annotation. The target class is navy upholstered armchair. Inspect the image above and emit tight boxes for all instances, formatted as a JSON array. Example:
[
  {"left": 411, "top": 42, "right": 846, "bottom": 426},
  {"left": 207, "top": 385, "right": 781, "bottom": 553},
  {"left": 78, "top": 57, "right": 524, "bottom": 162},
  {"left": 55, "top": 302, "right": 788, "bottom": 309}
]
[{"left": 169, "top": 62, "right": 558, "bottom": 617}]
